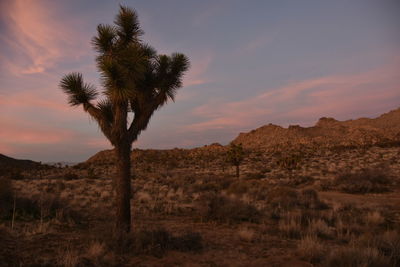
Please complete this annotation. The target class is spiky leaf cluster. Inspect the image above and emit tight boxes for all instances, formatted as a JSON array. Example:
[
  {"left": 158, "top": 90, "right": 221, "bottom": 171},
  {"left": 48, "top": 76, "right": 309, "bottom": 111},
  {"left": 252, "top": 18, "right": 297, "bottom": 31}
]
[{"left": 227, "top": 143, "right": 244, "bottom": 167}]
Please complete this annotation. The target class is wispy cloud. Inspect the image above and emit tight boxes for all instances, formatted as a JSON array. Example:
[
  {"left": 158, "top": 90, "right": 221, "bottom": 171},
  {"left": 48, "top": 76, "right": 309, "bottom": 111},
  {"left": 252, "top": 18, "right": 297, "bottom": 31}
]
[
  {"left": 0, "top": 90, "right": 71, "bottom": 113},
  {"left": 242, "top": 34, "right": 275, "bottom": 53},
  {"left": 185, "top": 64, "right": 400, "bottom": 133},
  {"left": 183, "top": 54, "right": 213, "bottom": 87},
  {"left": 0, "top": 0, "right": 86, "bottom": 75},
  {"left": 0, "top": 117, "right": 74, "bottom": 145}
]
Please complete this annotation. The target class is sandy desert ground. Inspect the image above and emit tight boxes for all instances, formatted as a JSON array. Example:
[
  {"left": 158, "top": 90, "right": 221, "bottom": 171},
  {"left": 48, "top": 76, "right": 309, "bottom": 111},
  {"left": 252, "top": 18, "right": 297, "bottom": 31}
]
[{"left": 1, "top": 142, "right": 400, "bottom": 266}]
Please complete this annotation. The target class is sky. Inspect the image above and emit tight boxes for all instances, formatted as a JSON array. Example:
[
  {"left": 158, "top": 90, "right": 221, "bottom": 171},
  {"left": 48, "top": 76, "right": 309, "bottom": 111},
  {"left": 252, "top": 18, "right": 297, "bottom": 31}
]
[{"left": 0, "top": 0, "right": 399, "bottom": 162}]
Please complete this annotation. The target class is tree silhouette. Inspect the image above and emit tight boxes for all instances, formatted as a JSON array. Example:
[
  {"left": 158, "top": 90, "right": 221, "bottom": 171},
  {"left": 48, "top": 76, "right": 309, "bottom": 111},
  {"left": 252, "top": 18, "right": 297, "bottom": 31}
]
[
  {"left": 227, "top": 143, "right": 244, "bottom": 178},
  {"left": 59, "top": 6, "right": 189, "bottom": 232}
]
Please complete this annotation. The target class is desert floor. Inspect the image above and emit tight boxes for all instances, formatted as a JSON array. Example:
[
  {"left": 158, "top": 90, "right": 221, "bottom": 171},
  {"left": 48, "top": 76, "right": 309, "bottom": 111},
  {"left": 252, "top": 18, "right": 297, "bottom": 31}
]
[{"left": 1, "top": 145, "right": 400, "bottom": 266}]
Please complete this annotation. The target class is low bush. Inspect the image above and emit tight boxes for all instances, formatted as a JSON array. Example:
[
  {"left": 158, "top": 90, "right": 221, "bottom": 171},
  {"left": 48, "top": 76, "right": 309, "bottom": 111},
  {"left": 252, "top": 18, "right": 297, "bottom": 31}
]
[
  {"left": 297, "top": 235, "right": 325, "bottom": 263},
  {"left": 197, "top": 193, "right": 260, "bottom": 223},
  {"left": 106, "top": 227, "right": 203, "bottom": 257},
  {"left": 299, "top": 189, "right": 329, "bottom": 209},
  {"left": 286, "top": 175, "right": 315, "bottom": 187},
  {"left": 226, "top": 180, "right": 250, "bottom": 196},
  {"left": 334, "top": 168, "right": 391, "bottom": 194},
  {"left": 63, "top": 172, "right": 79, "bottom": 180},
  {"left": 0, "top": 189, "right": 81, "bottom": 224},
  {"left": 243, "top": 171, "right": 266, "bottom": 180},
  {"left": 372, "top": 230, "right": 400, "bottom": 266},
  {"left": 266, "top": 186, "right": 299, "bottom": 210},
  {"left": 0, "top": 178, "right": 13, "bottom": 217},
  {"left": 324, "top": 246, "right": 390, "bottom": 267}
]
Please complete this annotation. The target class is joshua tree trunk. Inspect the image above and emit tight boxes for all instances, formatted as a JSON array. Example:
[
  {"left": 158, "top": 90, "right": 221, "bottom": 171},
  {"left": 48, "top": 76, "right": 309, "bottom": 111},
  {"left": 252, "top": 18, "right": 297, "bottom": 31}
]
[
  {"left": 236, "top": 164, "right": 240, "bottom": 178},
  {"left": 115, "top": 144, "right": 132, "bottom": 233}
]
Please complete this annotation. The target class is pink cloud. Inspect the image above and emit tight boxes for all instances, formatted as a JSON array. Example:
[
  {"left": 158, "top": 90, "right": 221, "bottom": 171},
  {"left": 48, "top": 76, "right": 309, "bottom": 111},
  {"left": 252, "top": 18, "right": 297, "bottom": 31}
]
[
  {"left": 0, "top": 90, "right": 71, "bottom": 113},
  {"left": 1, "top": 0, "right": 87, "bottom": 75},
  {"left": 243, "top": 34, "right": 275, "bottom": 53},
  {"left": 0, "top": 117, "right": 74, "bottom": 145},
  {"left": 185, "top": 63, "right": 400, "bottom": 132},
  {"left": 86, "top": 137, "right": 112, "bottom": 149},
  {"left": 183, "top": 54, "right": 213, "bottom": 87}
]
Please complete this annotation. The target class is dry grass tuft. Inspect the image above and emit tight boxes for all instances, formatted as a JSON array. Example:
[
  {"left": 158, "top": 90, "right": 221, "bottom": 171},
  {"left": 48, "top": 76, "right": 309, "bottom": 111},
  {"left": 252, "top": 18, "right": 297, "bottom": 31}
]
[
  {"left": 333, "top": 168, "right": 392, "bottom": 194},
  {"left": 297, "top": 235, "right": 325, "bottom": 263},
  {"left": 365, "top": 211, "right": 385, "bottom": 226},
  {"left": 237, "top": 226, "right": 256, "bottom": 242},
  {"left": 57, "top": 247, "right": 80, "bottom": 267},
  {"left": 197, "top": 193, "right": 260, "bottom": 223},
  {"left": 278, "top": 211, "right": 302, "bottom": 239},
  {"left": 324, "top": 246, "right": 390, "bottom": 267},
  {"left": 307, "top": 218, "right": 332, "bottom": 239}
]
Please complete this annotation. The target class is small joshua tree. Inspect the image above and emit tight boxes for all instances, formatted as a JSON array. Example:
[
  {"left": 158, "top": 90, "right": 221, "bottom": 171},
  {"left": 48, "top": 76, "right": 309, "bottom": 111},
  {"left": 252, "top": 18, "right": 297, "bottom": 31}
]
[
  {"left": 276, "top": 151, "right": 302, "bottom": 178},
  {"left": 227, "top": 143, "right": 244, "bottom": 178},
  {"left": 59, "top": 6, "right": 189, "bottom": 232}
]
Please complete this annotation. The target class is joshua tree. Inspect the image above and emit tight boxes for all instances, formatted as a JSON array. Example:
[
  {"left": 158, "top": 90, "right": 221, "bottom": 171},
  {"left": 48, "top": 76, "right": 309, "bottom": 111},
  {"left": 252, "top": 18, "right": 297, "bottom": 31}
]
[
  {"left": 227, "top": 143, "right": 244, "bottom": 178},
  {"left": 276, "top": 151, "right": 302, "bottom": 178},
  {"left": 59, "top": 6, "right": 189, "bottom": 232}
]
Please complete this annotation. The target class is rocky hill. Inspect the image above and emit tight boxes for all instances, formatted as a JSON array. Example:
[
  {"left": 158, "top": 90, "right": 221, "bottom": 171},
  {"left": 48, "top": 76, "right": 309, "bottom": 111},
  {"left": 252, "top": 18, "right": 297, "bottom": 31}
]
[
  {"left": 83, "top": 107, "right": 400, "bottom": 168},
  {"left": 0, "top": 154, "right": 41, "bottom": 170},
  {"left": 232, "top": 107, "right": 400, "bottom": 151}
]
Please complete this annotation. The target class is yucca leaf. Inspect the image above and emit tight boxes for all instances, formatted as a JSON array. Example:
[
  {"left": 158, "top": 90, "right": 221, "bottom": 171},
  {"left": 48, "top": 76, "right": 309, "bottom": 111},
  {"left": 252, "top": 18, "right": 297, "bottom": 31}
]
[
  {"left": 115, "top": 5, "right": 143, "bottom": 44},
  {"left": 92, "top": 24, "right": 117, "bottom": 53},
  {"left": 59, "top": 72, "right": 97, "bottom": 106}
]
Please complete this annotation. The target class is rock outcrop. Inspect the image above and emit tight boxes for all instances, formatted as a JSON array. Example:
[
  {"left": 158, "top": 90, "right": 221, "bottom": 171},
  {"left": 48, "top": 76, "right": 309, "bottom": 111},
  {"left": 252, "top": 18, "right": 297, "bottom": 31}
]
[{"left": 232, "top": 108, "right": 400, "bottom": 151}]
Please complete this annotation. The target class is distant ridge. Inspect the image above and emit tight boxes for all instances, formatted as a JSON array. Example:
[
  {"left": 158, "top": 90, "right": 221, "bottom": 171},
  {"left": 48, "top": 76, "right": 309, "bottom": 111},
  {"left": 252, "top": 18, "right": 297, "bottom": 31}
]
[
  {"left": 232, "top": 107, "right": 400, "bottom": 150},
  {"left": 85, "top": 107, "right": 400, "bottom": 166},
  {"left": 0, "top": 154, "right": 41, "bottom": 169}
]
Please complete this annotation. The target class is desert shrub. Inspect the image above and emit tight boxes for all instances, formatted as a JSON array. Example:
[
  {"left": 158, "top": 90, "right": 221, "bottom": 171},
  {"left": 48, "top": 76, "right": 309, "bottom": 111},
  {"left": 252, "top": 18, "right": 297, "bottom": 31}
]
[
  {"left": 248, "top": 182, "right": 270, "bottom": 201},
  {"left": 372, "top": 230, "right": 400, "bottom": 266},
  {"left": 226, "top": 180, "right": 250, "bottom": 196},
  {"left": 57, "top": 248, "right": 81, "bottom": 267},
  {"left": 218, "top": 175, "right": 235, "bottom": 189},
  {"left": 72, "top": 163, "right": 84, "bottom": 170},
  {"left": 191, "top": 181, "right": 220, "bottom": 192},
  {"left": 278, "top": 211, "right": 302, "bottom": 239},
  {"left": 63, "top": 172, "right": 79, "bottom": 180},
  {"left": 266, "top": 186, "right": 299, "bottom": 210},
  {"left": 0, "top": 191, "right": 81, "bottom": 224},
  {"left": 286, "top": 175, "right": 315, "bottom": 187},
  {"left": 243, "top": 171, "right": 266, "bottom": 180},
  {"left": 0, "top": 225, "right": 20, "bottom": 265},
  {"left": 365, "top": 211, "right": 385, "bottom": 226},
  {"left": 197, "top": 193, "right": 260, "bottom": 223},
  {"left": 334, "top": 168, "right": 391, "bottom": 194},
  {"left": 132, "top": 228, "right": 202, "bottom": 257},
  {"left": 334, "top": 203, "right": 365, "bottom": 225},
  {"left": 0, "top": 178, "right": 13, "bottom": 218},
  {"left": 299, "top": 189, "right": 329, "bottom": 209},
  {"left": 324, "top": 246, "right": 390, "bottom": 267},
  {"left": 55, "top": 180, "right": 66, "bottom": 191},
  {"left": 170, "top": 231, "right": 203, "bottom": 252},
  {"left": 267, "top": 187, "right": 328, "bottom": 220},
  {"left": 80, "top": 241, "right": 115, "bottom": 267},
  {"left": 297, "top": 235, "right": 325, "bottom": 263},
  {"left": 307, "top": 219, "right": 333, "bottom": 239},
  {"left": 191, "top": 175, "right": 234, "bottom": 193},
  {"left": 12, "top": 197, "right": 41, "bottom": 220},
  {"left": 133, "top": 228, "right": 171, "bottom": 257},
  {"left": 0, "top": 168, "right": 25, "bottom": 180},
  {"left": 237, "top": 227, "right": 256, "bottom": 242},
  {"left": 87, "top": 168, "right": 99, "bottom": 179}
]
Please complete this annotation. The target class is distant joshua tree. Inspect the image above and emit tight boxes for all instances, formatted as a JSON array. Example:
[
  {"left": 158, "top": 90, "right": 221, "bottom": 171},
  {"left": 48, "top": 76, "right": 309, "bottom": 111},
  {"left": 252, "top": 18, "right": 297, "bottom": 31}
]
[
  {"left": 59, "top": 6, "right": 189, "bottom": 233},
  {"left": 276, "top": 151, "right": 302, "bottom": 178},
  {"left": 227, "top": 143, "right": 244, "bottom": 178}
]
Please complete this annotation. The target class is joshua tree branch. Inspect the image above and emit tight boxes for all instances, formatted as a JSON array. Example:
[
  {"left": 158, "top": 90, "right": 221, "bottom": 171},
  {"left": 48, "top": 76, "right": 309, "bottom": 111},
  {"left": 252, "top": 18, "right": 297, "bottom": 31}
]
[{"left": 83, "top": 102, "right": 113, "bottom": 142}]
